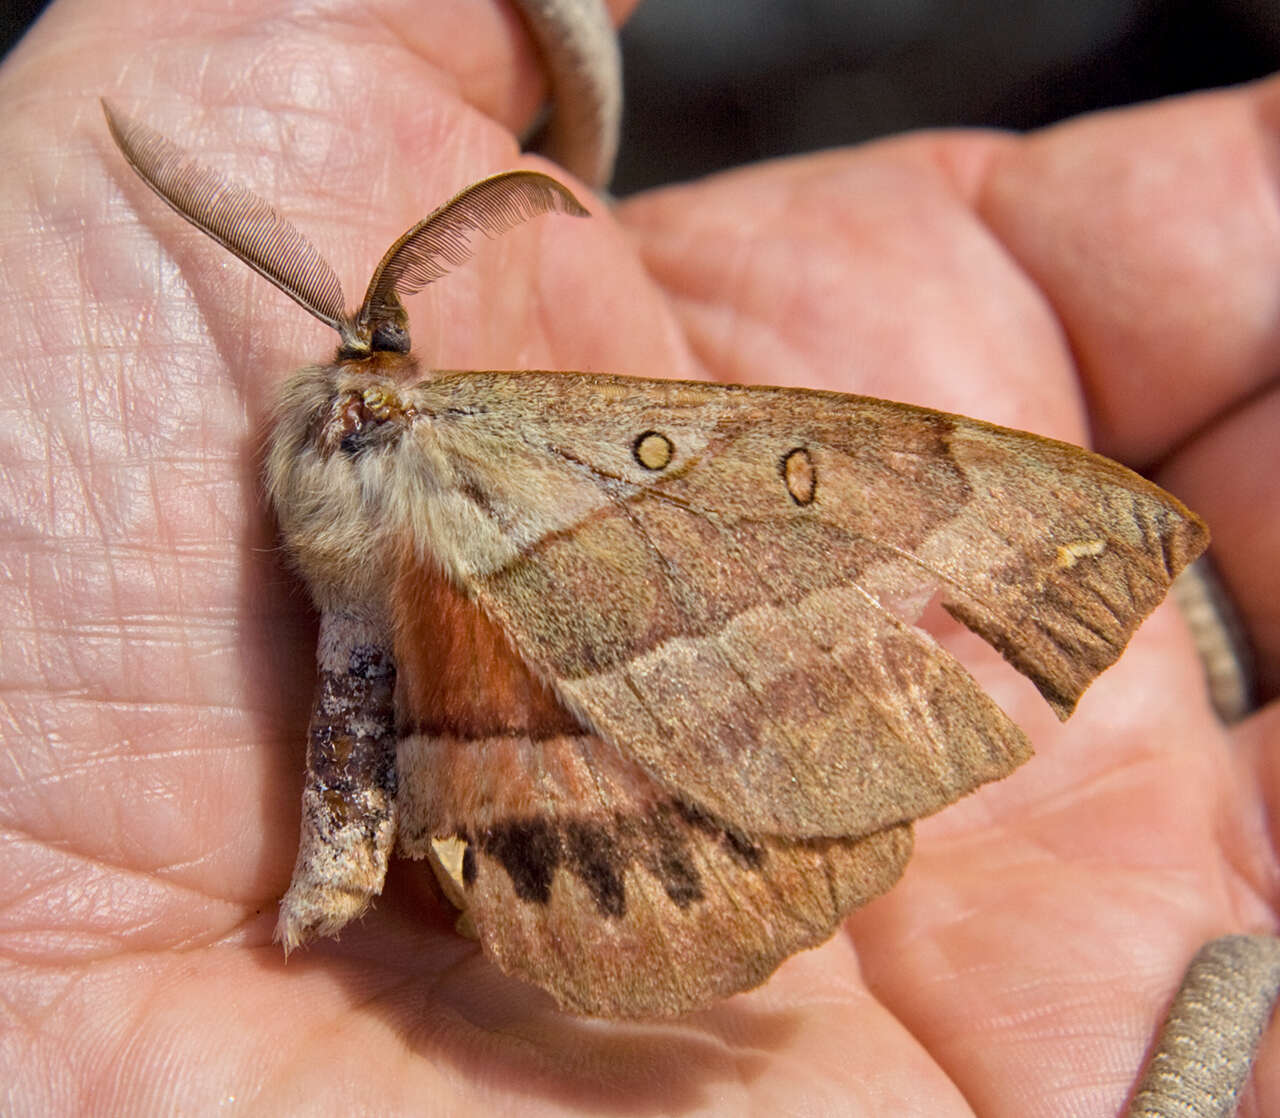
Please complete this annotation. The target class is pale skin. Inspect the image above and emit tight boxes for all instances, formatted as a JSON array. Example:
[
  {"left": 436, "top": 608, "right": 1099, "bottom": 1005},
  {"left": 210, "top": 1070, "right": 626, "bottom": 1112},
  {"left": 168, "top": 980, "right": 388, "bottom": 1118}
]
[{"left": 1, "top": 0, "right": 1278, "bottom": 1114}]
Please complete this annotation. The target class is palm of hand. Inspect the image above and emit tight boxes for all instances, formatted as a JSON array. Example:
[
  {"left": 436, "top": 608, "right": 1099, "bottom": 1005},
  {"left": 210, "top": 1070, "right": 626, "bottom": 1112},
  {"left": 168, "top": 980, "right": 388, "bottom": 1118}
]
[{"left": 2, "top": 3, "right": 1277, "bottom": 1114}]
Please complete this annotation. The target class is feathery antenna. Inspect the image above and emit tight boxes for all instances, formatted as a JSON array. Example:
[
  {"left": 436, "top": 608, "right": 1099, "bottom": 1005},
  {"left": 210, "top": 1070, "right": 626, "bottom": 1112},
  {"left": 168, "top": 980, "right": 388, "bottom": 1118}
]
[
  {"left": 356, "top": 171, "right": 590, "bottom": 352},
  {"left": 103, "top": 102, "right": 591, "bottom": 357},
  {"left": 102, "top": 100, "right": 348, "bottom": 335}
]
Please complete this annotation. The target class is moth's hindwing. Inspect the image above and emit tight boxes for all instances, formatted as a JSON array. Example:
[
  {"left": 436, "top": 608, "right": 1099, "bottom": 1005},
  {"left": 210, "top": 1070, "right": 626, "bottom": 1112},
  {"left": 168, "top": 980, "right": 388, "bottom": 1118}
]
[
  {"left": 396, "top": 726, "right": 912, "bottom": 1018},
  {"left": 390, "top": 536, "right": 914, "bottom": 1016}
]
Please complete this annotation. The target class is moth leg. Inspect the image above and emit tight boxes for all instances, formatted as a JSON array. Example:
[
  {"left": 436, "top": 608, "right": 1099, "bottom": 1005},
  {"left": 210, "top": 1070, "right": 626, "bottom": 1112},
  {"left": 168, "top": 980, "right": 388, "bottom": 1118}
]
[
  {"left": 425, "top": 836, "right": 479, "bottom": 940},
  {"left": 276, "top": 609, "right": 398, "bottom": 950}
]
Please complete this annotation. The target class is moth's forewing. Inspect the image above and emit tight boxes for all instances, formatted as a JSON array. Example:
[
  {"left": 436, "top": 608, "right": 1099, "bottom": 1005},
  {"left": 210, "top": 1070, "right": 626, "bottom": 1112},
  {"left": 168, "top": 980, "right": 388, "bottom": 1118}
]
[{"left": 384, "top": 372, "right": 1206, "bottom": 840}]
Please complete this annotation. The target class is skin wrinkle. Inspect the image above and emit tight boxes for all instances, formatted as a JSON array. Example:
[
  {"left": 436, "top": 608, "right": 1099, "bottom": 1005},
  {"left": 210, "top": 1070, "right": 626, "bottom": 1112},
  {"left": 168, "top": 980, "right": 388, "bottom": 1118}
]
[
  {"left": 0, "top": 852, "right": 246, "bottom": 951},
  {"left": 11, "top": 739, "right": 235, "bottom": 797},
  {"left": 3, "top": 968, "right": 84, "bottom": 1038},
  {"left": 2, "top": 701, "right": 260, "bottom": 870}
]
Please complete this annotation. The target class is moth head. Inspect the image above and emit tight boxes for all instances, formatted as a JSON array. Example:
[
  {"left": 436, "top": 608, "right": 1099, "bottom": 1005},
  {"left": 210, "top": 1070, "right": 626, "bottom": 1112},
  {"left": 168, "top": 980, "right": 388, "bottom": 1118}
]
[
  {"left": 264, "top": 361, "right": 419, "bottom": 606},
  {"left": 102, "top": 100, "right": 590, "bottom": 603}
]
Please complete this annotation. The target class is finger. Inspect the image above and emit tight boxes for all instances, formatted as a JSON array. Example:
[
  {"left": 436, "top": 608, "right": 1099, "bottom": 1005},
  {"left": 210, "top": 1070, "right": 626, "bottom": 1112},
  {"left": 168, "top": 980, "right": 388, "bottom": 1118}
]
[
  {"left": 1161, "top": 383, "right": 1280, "bottom": 699},
  {"left": 9, "top": 0, "right": 564, "bottom": 155},
  {"left": 978, "top": 77, "right": 1280, "bottom": 469},
  {"left": 511, "top": 0, "right": 633, "bottom": 187},
  {"left": 616, "top": 136, "right": 1091, "bottom": 437}
]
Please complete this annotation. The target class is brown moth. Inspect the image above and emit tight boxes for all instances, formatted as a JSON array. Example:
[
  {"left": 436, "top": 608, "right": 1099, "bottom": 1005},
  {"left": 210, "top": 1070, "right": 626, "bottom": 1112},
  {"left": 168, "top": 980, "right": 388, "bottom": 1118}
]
[{"left": 103, "top": 101, "right": 1209, "bottom": 1018}]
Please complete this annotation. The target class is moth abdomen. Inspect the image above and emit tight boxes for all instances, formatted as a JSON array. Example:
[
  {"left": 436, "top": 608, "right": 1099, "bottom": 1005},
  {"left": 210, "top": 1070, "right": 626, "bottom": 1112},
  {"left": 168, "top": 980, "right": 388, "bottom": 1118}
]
[{"left": 276, "top": 610, "right": 398, "bottom": 952}]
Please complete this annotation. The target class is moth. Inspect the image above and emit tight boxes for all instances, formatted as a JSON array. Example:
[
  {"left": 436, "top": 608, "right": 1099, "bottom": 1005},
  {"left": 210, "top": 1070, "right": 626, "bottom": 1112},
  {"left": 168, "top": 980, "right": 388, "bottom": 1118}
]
[{"left": 104, "top": 102, "right": 1209, "bottom": 1018}]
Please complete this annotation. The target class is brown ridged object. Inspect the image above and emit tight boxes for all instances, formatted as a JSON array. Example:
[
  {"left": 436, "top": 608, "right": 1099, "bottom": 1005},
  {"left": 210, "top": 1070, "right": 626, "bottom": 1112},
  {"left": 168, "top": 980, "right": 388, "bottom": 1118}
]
[{"left": 1128, "top": 935, "right": 1280, "bottom": 1117}]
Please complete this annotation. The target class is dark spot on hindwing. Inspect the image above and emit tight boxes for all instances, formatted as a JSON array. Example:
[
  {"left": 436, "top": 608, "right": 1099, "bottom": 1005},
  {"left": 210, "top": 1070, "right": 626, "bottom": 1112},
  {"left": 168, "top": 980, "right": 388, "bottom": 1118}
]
[
  {"left": 631, "top": 805, "right": 705, "bottom": 908},
  {"left": 674, "top": 799, "right": 766, "bottom": 870},
  {"left": 474, "top": 800, "right": 757, "bottom": 918},
  {"left": 564, "top": 820, "right": 626, "bottom": 917},
  {"left": 721, "top": 827, "right": 766, "bottom": 870},
  {"left": 480, "top": 818, "right": 560, "bottom": 904}
]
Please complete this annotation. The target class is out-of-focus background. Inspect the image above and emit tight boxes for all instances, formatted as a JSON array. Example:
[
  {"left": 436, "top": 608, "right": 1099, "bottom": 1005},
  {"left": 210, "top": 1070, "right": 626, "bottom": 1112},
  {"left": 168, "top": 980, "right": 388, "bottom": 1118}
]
[
  {"left": 4, "top": 0, "right": 1279, "bottom": 195},
  {"left": 613, "top": 0, "right": 1280, "bottom": 193}
]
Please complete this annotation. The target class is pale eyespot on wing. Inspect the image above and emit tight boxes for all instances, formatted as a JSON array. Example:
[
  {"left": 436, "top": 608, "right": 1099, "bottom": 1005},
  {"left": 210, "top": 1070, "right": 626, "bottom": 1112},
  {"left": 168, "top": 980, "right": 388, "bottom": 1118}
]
[
  {"left": 632, "top": 430, "right": 674, "bottom": 471},
  {"left": 104, "top": 104, "right": 1209, "bottom": 1018},
  {"left": 781, "top": 446, "right": 817, "bottom": 505}
]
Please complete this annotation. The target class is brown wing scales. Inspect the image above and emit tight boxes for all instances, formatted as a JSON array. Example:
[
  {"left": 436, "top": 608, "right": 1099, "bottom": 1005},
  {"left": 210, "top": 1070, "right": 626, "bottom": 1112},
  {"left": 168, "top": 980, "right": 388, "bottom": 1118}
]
[
  {"left": 425, "top": 374, "right": 1205, "bottom": 835},
  {"left": 396, "top": 727, "right": 912, "bottom": 1018}
]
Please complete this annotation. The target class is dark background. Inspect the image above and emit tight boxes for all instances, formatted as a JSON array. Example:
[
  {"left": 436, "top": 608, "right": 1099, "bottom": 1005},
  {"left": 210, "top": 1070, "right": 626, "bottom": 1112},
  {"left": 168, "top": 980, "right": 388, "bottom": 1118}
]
[
  {"left": 613, "top": 0, "right": 1280, "bottom": 193},
  {"left": 4, "top": 0, "right": 1279, "bottom": 195}
]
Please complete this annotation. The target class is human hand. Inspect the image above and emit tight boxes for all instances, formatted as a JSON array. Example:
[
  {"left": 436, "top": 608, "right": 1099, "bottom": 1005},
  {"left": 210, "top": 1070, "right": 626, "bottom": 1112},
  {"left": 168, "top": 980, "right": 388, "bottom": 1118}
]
[{"left": 1, "top": 1, "right": 1276, "bottom": 1113}]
